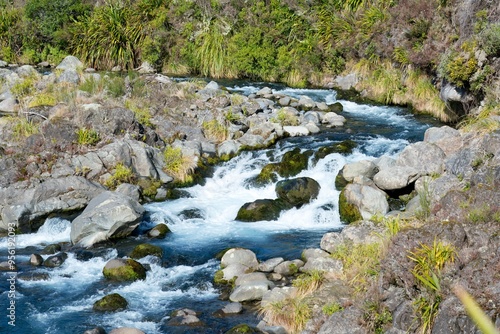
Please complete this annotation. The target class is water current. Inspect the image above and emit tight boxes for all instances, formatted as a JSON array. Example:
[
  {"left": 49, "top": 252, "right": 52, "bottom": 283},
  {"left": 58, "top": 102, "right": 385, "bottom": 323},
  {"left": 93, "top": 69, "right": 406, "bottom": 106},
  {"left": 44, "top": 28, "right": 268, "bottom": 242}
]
[{"left": 0, "top": 81, "right": 442, "bottom": 333}]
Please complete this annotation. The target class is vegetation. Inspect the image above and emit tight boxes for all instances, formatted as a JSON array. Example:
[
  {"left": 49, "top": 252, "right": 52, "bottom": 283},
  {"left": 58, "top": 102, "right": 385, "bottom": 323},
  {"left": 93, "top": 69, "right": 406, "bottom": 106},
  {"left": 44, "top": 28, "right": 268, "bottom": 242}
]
[
  {"left": 163, "top": 146, "right": 197, "bottom": 184},
  {"left": 76, "top": 128, "right": 100, "bottom": 146},
  {"left": 259, "top": 294, "right": 312, "bottom": 334},
  {"left": 105, "top": 162, "right": 135, "bottom": 189}
]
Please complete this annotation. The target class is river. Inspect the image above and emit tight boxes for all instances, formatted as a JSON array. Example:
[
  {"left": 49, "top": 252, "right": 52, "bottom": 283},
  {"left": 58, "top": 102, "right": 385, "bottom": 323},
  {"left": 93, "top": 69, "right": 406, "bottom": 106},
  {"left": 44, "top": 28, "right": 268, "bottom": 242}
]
[{"left": 0, "top": 81, "right": 442, "bottom": 333}]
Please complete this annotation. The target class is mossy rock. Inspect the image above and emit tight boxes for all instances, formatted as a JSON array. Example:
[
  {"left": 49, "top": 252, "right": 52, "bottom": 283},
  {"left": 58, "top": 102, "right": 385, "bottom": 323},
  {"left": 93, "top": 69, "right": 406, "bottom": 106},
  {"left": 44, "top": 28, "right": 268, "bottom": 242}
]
[
  {"left": 278, "top": 147, "right": 311, "bottom": 177},
  {"left": 102, "top": 258, "right": 147, "bottom": 281},
  {"left": 225, "top": 324, "right": 264, "bottom": 334},
  {"left": 275, "top": 177, "right": 320, "bottom": 207},
  {"left": 41, "top": 243, "right": 62, "bottom": 255},
  {"left": 137, "top": 178, "right": 162, "bottom": 198},
  {"left": 214, "top": 269, "right": 227, "bottom": 285},
  {"left": 235, "top": 199, "right": 291, "bottom": 222},
  {"left": 335, "top": 171, "right": 349, "bottom": 190},
  {"left": 129, "top": 243, "right": 163, "bottom": 259},
  {"left": 314, "top": 140, "right": 358, "bottom": 162},
  {"left": 147, "top": 223, "right": 171, "bottom": 239},
  {"left": 255, "top": 163, "right": 279, "bottom": 184},
  {"left": 329, "top": 102, "right": 344, "bottom": 113},
  {"left": 338, "top": 188, "right": 362, "bottom": 224},
  {"left": 93, "top": 293, "right": 128, "bottom": 312}
]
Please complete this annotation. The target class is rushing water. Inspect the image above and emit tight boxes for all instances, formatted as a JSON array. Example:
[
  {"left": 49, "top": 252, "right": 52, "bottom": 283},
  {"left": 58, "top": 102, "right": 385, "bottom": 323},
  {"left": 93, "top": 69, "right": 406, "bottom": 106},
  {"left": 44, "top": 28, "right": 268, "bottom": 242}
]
[{"left": 0, "top": 82, "right": 442, "bottom": 334}]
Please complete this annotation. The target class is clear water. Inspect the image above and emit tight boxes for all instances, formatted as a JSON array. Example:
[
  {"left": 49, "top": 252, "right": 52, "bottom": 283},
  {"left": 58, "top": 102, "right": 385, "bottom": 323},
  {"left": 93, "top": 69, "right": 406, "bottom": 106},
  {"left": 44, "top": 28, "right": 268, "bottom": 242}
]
[{"left": 0, "top": 82, "right": 442, "bottom": 334}]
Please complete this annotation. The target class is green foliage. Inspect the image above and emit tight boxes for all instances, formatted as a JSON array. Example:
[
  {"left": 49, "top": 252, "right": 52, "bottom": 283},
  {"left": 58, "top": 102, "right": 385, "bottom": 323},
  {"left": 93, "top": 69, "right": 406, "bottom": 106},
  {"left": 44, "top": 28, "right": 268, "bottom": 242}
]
[
  {"left": 322, "top": 302, "right": 343, "bottom": 316},
  {"left": 454, "top": 285, "right": 500, "bottom": 334},
  {"left": 71, "top": 1, "right": 146, "bottom": 70},
  {"left": 364, "top": 301, "right": 393, "bottom": 334},
  {"left": 417, "top": 180, "right": 432, "bottom": 219},
  {"left": 104, "top": 75, "right": 125, "bottom": 98},
  {"left": 28, "top": 93, "right": 57, "bottom": 108},
  {"left": 196, "top": 18, "right": 231, "bottom": 78},
  {"left": 163, "top": 146, "right": 196, "bottom": 183},
  {"left": 76, "top": 128, "right": 100, "bottom": 146},
  {"left": 125, "top": 99, "right": 153, "bottom": 127},
  {"left": 11, "top": 77, "right": 36, "bottom": 98},
  {"left": 292, "top": 270, "right": 324, "bottom": 294},
  {"left": 480, "top": 23, "right": 500, "bottom": 57},
  {"left": 260, "top": 296, "right": 312, "bottom": 334},
  {"left": 78, "top": 75, "right": 104, "bottom": 95},
  {"left": 105, "top": 162, "right": 135, "bottom": 189},
  {"left": 339, "top": 188, "right": 363, "bottom": 224},
  {"left": 11, "top": 117, "right": 39, "bottom": 139},
  {"left": 271, "top": 108, "right": 299, "bottom": 126}
]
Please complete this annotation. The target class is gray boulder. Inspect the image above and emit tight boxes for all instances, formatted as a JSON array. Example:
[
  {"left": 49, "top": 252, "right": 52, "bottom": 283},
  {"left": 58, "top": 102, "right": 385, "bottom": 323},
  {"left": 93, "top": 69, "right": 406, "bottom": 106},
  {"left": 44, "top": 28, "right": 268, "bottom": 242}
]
[
  {"left": 318, "top": 307, "right": 367, "bottom": 334},
  {"left": 275, "top": 177, "right": 320, "bottom": 207},
  {"left": 341, "top": 183, "right": 389, "bottom": 220},
  {"left": 298, "top": 95, "right": 315, "bottom": 109},
  {"left": 221, "top": 248, "right": 259, "bottom": 270},
  {"left": 0, "top": 97, "right": 17, "bottom": 114},
  {"left": 258, "top": 257, "right": 284, "bottom": 272},
  {"left": 70, "top": 191, "right": 145, "bottom": 247},
  {"left": 229, "top": 273, "right": 274, "bottom": 303},
  {"left": 16, "top": 65, "right": 38, "bottom": 78},
  {"left": 334, "top": 73, "right": 358, "bottom": 90},
  {"left": 424, "top": 126, "right": 462, "bottom": 156},
  {"left": 261, "top": 286, "right": 298, "bottom": 308},
  {"left": 218, "top": 140, "right": 241, "bottom": 158},
  {"left": 341, "top": 160, "right": 378, "bottom": 182},
  {"left": 274, "top": 259, "right": 304, "bottom": 276},
  {"left": 373, "top": 166, "right": 420, "bottom": 191},
  {"left": 283, "top": 125, "right": 309, "bottom": 137},
  {"left": 320, "top": 221, "right": 383, "bottom": 254},
  {"left": 322, "top": 112, "right": 345, "bottom": 127},
  {"left": 301, "top": 256, "right": 343, "bottom": 274},
  {"left": 57, "top": 69, "right": 80, "bottom": 84},
  {"left": 109, "top": 328, "right": 145, "bottom": 334},
  {"left": 56, "top": 56, "right": 83, "bottom": 71},
  {"left": 396, "top": 141, "right": 446, "bottom": 175}
]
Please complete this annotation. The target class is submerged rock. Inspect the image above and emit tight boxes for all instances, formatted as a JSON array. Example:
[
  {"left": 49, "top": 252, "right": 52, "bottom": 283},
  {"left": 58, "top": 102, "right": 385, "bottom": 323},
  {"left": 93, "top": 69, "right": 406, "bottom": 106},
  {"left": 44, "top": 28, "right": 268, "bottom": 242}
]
[
  {"left": 147, "top": 223, "right": 171, "bottom": 239},
  {"left": 43, "top": 252, "right": 68, "bottom": 268},
  {"left": 129, "top": 243, "right": 163, "bottom": 259},
  {"left": 275, "top": 177, "right": 320, "bottom": 207},
  {"left": 235, "top": 199, "right": 290, "bottom": 222}
]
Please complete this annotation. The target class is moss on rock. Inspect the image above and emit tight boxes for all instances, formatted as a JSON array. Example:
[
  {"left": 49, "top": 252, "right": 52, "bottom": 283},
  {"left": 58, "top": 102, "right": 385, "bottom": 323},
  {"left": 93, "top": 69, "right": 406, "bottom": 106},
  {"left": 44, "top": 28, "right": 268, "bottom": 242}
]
[
  {"left": 225, "top": 324, "right": 264, "bottom": 334},
  {"left": 102, "top": 258, "right": 147, "bottom": 281},
  {"left": 314, "top": 140, "right": 358, "bottom": 162},
  {"left": 93, "top": 293, "right": 128, "bottom": 312},
  {"left": 339, "top": 188, "right": 362, "bottom": 224},
  {"left": 147, "top": 223, "right": 171, "bottom": 239},
  {"left": 129, "top": 243, "right": 163, "bottom": 259},
  {"left": 278, "top": 148, "right": 311, "bottom": 177},
  {"left": 235, "top": 199, "right": 290, "bottom": 222}
]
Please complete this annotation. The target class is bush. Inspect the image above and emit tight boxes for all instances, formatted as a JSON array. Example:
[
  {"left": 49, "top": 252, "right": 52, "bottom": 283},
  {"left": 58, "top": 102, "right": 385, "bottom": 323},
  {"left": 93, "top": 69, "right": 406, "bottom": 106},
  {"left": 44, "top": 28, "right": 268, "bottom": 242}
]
[
  {"left": 105, "top": 162, "right": 135, "bottom": 189},
  {"left": 480, "top": 23, "right": 500, "bottom": 57},
  {"left": 163, "top": 146, "right": 197, "bottom": 183},
  {"left": 76, "top": 128, "right": 100, "bottom": 146}
]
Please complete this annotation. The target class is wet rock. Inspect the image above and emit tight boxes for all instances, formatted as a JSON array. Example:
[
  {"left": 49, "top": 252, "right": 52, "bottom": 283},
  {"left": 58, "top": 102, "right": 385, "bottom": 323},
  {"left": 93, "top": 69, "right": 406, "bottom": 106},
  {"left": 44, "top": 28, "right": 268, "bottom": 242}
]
[
  {"left": 82, "top": 326, "right": 106, "bottom": 334},
  {"left": 258, "top": 257, "right": 284, "bottom": 273},
  {"left": 129, "top": 243, "right": 163, "bottom": 259},
  {"left": 93, "top": 293, "right": 128, "bottom": 312},
  {"left": 225, "top": 324, "right": 265, "bottom": 334},
  {"left": 275, "top": 177, "right": 320, "bottom": 208},
  {"left": 41, "top": 243, "right": 62, "bottom": 255},
  {"left": 229, "top": 279, "right": 274, "bottom": 302},
  {"left": 314, "top": 140, "right": 357, "bottom": 161},
  {"left": 43, "top": 252, "right": 68, "bottom": 268},
  {"left": 30, "top": 254, "right": 44, "bottom": 266},
  {"left": 17, "top": 272, "right": 50, "bottom": 281},
  {"left": 222, "top": 302, "right": 243, "bottom": 314},
  {"left": 70, "top": 191, "right": 144, "bottom": 247},
  {"left": 168, "top": 308, "right": 204, "bottom": 327},
  {"left": 147, "top": 223, "right": 171, "bottom": 239},
  {"left": 109, "top": 328, "right": 144, "bottom": 334},
  {"left": 102, "top": 258, "right": 146, "bottom": 281},
  {"left": 236, "top": 199, "right": 289, "bottom": 222},
  {"left": 216, "top": 263, "right": 248, "bottom": 284},
  {"left": 0, "top": 261, "right": 15, "bottom": 271}
]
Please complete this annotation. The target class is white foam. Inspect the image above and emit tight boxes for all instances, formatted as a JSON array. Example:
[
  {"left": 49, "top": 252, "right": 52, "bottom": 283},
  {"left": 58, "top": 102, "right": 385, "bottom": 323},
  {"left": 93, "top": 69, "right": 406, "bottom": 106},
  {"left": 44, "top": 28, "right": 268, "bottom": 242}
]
[{"left": 0, "top": 217, "right": 71, "bottom": 249}]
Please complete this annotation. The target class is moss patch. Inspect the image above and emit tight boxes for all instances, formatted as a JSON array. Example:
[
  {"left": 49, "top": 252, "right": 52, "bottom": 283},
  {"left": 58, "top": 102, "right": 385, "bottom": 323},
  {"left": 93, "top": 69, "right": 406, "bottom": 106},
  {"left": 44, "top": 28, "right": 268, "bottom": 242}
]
[
  {"left": 102, "top": 259, "right": 147, "bottom": 281},
  {"left": 129, "top": 243, "right": 163, "bottom": 259},
  {"left": 93, "top": 293, "right": 128, "bottom": 312},
  {"left": 338, "top": 188, "right": 362, "bottom": 224}
]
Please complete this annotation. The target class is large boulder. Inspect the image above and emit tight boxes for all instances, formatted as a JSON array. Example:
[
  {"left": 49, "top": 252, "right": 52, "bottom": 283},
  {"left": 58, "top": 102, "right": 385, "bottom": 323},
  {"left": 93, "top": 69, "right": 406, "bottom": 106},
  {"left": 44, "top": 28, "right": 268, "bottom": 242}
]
[
  {"left": 235, "top": 199, "right": 289, "bottom": 222},
  {"left": 0, "top": 176, "right": 105, "bottom": 233},
  {"left": 275, "top": 177, "right": 320, "bottom": 207},
  {"left": 229, "top": 272, "right": 275, "bottom": 302},
  {"left": 424, "top": 126, "right": 463, "bottom": 156},
  {"left": 341, "top": 160, "right": 378, "bottom": 182},
  {"left": 70, "top": 191, "right": 145, "bottom": 247},
  {"left": 396, "top": 141, "right": 446, "bottom": 175},
  {"left": 373, "top": 166, "right": 420, "bottom": 191},
  {"left": 339, "top": 184, "right": 389, "bottom": 222},
  {"left": 221, "top": 248, "right": 259, "bottom": 270},
  {"left": 93, "top": 293, "right": 128, "bottom": 312},
  {"left": 56, "top": 56, "right": 83, "bottom": 71}
]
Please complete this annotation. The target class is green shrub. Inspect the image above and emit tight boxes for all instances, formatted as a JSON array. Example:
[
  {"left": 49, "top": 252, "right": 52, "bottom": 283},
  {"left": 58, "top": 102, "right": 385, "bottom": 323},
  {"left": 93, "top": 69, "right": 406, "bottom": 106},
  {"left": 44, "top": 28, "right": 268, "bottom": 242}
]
[
  {"left": 76, "top": 128, "right": 100, "bottom": 146},
  {"left": 322, "top": 302, "right": 343, "bottom": 316},
  {"left": 105, "top": 162, "right": 135, "bottom": 189},
  {"left": 163, "top": 146, "right": 196, "bottom": 183},
  {"left": 11, "top": 117, "right": 39, "bottom": 139},
  {"left": 28, "top": 93, "right": 57, "bottom": 108},
  {"left": 202, "top": 119, "right": 227, "bottom": 143},
  {"left": 480, "top": 23, "right": 500, "bottom": 57}
]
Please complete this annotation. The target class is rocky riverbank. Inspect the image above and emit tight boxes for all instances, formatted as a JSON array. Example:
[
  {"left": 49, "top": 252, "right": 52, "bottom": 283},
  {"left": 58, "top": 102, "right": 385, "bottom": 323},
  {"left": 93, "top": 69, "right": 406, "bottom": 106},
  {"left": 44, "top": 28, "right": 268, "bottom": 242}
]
[{"left": 1, "top": 56, "right": 499, "bottom": 334}]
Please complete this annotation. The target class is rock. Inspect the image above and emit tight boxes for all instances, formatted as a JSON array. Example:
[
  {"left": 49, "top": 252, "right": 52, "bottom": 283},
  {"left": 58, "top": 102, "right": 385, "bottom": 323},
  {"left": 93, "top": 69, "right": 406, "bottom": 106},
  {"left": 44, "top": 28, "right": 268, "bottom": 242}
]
[
  {"left": 317, "top": 307, "right": 367, "bottom": 334},
  {"left": 235, "top": 199, "right": 289, "bottom": 222},
  {"left": 237, "top": 133, "right": 266, "bottom": 148},
  {"left": 109, "top": 328, "right": 145, "bottom": 334},
  {"left": 303, "top": 111, "right": 321, "bottom": 125},
  {"left": 70, "top": 191, "right": 144, "bottom": 247},
  {"left": 298, "top": 95, "right": 316, "bottom": 109},
  {"left": 17, "top": 272, "right": 49, "bottom": 281},
  {"left": 305, "top": 121, "right": 321, "bottom": 134},
  {"left": 424, "top": 126, "right": 462, "bottom": 156},
  {"left": 129, "top": 243, "right": 163, "bottom": 259},
  {"left": 30, "top": 254, "right": 44, "bottom": 266},
  {"left": 16, "top": 65, "right": 38, "bottom": 78},
  {"left": 258, "top": 257, "right": 284, "bottom": 272},
  {"left": 314, "top": 140, "right": 357, "bottom": 161},
  {"left": 221, "top": 302, "right": 243, "bottom": 314},
  {"left": 373, "top": 155, "right": 396, "bottom": 171},
  {"left": 283, "top": 125, "right": 309, "bottom": 136},
  {"left": 301, "top": 248, "right": 330, "bottom": 261},
  {"left": 340, "top": 183, "right": 389, "bottom": 221},
  {"left": 277, "top": 147, "right": 311, "bottom": 177},
  {"left": 115, "top": 183, "right": 141, "bottom": 202},
  {"left": 218, "top": 140, "right": 241, "bottom": 158},
  {"left": 168, "top": 308, "right": 204, "bottom": 327},
  {"left": 329, "top": 102, "right": 344, "bottom": 113},
  {"left": 320, "top": 221, "right": 382, "bottom": 253},
  {"left": 261, "top": 286, "right": 298, "bottom": 308},
  {"left": 229, "top": 281, "right": 273, "bottom": 302},
  {"left": 136, "top": 61, "right": 155, "bottom": 74},
  {"left": 256, "top": 87, "right": 272, "bottom": 96},
  {"left": 275, "top": 177, "right": 320, "bottom": 207},
  {"left": 0, "top": 60, "right": 7, "bottom": 67},
  {"left": 322, "top": 112, "right": 345, "bottom": 127},
  {"left": 301, "top": 257, "right": 343, "bottom": 274},
  {"left": 341, "top": 160, "right": 378, "bottom": 182},
  {"left": 217, "top": 263, "right": 248, "bottom": 283},
  {"left": 225, "top": 324, "right": 264, "bottom": 334},
  {"left": 41, "top": 243, "right": 62, "bottom": 255},
  {"left": 0, "top": 97, "right": 17, "bottom": 114},
  {"left": 102, "top": 258, "right": 146, "bottom": 281},
  {"left": 0, "top": 261, "right": 16, "bottom": 271},
  {"left": 334, "top": 73, "right": 358, "bottom": 90},
  {"left": 396, "top": 141, "right": 446, "bottom": 175},
  {"left": 57, "top": 69, "right": 80, "bottom": 84},
  {"left": 274, "top": 259, "right": 304, "bottom": 276},
  {"left": 93, "top": 293, "right": 128, "bottom": 312},
  {"left": 83, "top": 326, "right": 106, "bottom": 334},
  {"left": 221, "top": 248, "right": 259, "bottom": 270},
  {"left": 56, "top": 56, "right": 83, "bottom": 71},
  {"left": 147, "top": 223, "right": 171, "bottom": 239},
  {"left": 373, "top": 166, "right": 420, "bottom": 191},
  {"left": 43, "top": 252, "right": 68, "bottom": 268},
  {"left": 278, "top": 96, "right": 291, "bottom": 106},
  {"left": 0, "top": 176, "right": 105, "bottom": 233}
]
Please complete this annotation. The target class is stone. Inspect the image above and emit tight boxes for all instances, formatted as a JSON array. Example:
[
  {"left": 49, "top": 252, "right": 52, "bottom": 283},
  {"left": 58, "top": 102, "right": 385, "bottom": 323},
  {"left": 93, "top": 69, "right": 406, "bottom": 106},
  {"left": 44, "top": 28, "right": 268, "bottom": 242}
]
[
  {"left": 317, "top": 307, "right": 367, "bottom": 334},
  {"left": 30, "top": 254, "right": 44, "bottom": 266},
  {"left": 373, "top": 166, "right": 420, "bottom": 191},
  {"left": 225, "top": 324, "right": 264, "bottom": 334},
  {"left": 41, "top": 244, "right": 62, "bottom": 255},
  {"left": 147, "top": 223, "right": 171, "bottom": 239},
  {"left": 0, "top": 97, "right": 17, "bottom": 114},
  {"left": 258, "top": 257, "right": 284, "bottom": 272},
  {"left": 218, "top": 263, "right": 248, "bottom": 283},
  {"left": 16, "top": 65, "right": 38, "bottom": 78},
  {"left": 273, "top": 259, "right": 304, "bottom": 276},
  {"left": 236, "top": 199, "right": 289, "bottom": 222},
  {"left": 256, "top": 87, "right": 272, "bottom": 96},
  {"left": 43, "top": 252, "right": 68, "bottom": 268},
  {"left": 218, "top": 140, "right": 241, "bottom": 158},
  {"left": 424, "top": 126, "right": 462, "bottom": 156},
  {"left": 57, "top": 69, "right": 80, "bottom": 84},
  {"left": 93, "top": 293, "right": 128, "bottom": 312},
  {"left": 283, "top": 125, "right": 309, "bottom": 136},
  {"left": 301, "top": 257, "right": 343, "bottom": 274},
  {"left": 334, "top": 73, "right": 358, "bottom": 90},
  {"left": 221, "top": 248, "right": 259, "bottom": 270},
  {"left": 222, "top": 302, "right": 243, "bottom": 314},
  {"left": 56, "top": 56, "right": 83, "bottom": 71},
  {"left": 320, "top": 221, "right": 382, "bottom": 253},
  {"left": 275, "top": 177, "right": 320, "bottom": 207},
  {"left": 341, "top": 160, "right": 378, "bottom": 182},
  {"left": 109, "top": 328, "right": 145, "bottom": 334},
  {"left": 129, "top": 243, "right": 163, "bottom": 259},
  {"left": 83, "top": 326, "right": 106, "bottom": 334},
  {"left": 115, "top": 183, "right": 141, "bottom": 202},
  {"left": 70, "top": 191, "right": 144, "bottom": 247},
  {"left": 229, "top": 281, "right": 272, "bottom": 302},
  {"left": 329, "top": 102, "right": 344, "bottom": 113},
  {"left": 396, "top": 141, "right": 446, "bottom": 175},
  {"left": 261, "top": 286, "right": 298, "bottom": 308},
  {"left": 303, "top": 111, "right": 321, "bottom": 125},
  {"left": 298, "top": 95, "right": 316, "bottom": 109},
  {"left": 301, "top": 248, "right": 330, "bottom": 261},
  {"left": 322, "top": 112, "right": 345, "bottom": 127},
  {"left": 340, "top": 183, "right": 389, "bottom": 221},
  {"left": 136, "top": 61, "right": 155, "bottom": 74},
  {"left": 102, "top": 258, "right": 146, "bottom": 281}
]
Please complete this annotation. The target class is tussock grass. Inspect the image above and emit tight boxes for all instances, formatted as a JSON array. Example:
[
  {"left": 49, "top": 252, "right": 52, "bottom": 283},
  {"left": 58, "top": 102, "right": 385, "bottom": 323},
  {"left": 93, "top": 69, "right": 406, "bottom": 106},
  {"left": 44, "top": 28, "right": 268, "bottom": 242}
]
[
  {"left": 163, "top": 146, "right": 197, "bottom": 183},
  {"left": 259, "top": 293, "right": 312, "bottom": 334},
  {"left": 105, "top": 162, "right": 135, "bottom": 189}
]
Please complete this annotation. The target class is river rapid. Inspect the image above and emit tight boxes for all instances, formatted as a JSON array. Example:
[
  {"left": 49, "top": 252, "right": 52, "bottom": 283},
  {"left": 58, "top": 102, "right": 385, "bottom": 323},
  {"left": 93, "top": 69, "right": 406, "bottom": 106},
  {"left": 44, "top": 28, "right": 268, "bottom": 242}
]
[{"left": 0, "top": 81, "right": 442, "bottom": 334}]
